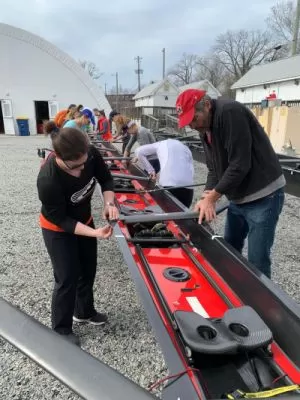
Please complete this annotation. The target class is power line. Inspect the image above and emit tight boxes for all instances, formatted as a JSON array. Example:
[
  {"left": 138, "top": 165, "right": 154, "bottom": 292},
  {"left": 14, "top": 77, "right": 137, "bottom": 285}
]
[{"left": 134, "top": 56, "right": 143, "bottom": 91}]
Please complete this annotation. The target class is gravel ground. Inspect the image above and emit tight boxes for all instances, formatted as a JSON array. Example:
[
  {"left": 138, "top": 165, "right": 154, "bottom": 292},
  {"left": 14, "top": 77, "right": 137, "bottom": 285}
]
[{"left": 0, "top": 135, "right": 299, "bottom": 399}]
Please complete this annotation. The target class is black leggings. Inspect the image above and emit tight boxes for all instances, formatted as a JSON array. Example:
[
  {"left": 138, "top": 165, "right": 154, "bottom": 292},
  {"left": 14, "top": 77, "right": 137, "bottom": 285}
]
[
  {"left": 122, "top": 135, "right": 130, "bottom": 154},
  {"left": 42, "top": 227, "right": 97, "bottom": 334},
  {"left": 166, "top": 188, "right": 194, "bottom": 208}
]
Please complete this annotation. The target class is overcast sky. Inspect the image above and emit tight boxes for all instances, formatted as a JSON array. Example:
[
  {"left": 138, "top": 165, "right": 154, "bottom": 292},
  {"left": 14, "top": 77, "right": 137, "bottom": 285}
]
[{"left": 1, "top": 0, "right": 278, "bottom": 92}]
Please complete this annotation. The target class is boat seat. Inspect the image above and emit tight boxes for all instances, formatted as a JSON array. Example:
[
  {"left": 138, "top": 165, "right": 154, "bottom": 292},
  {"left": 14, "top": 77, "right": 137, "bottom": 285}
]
[
  {"left": 223, "top": 306, "right": 273, "bottom": 350},
  {"left": 173, "top": 306, "right": 272, "bottom": 355}
]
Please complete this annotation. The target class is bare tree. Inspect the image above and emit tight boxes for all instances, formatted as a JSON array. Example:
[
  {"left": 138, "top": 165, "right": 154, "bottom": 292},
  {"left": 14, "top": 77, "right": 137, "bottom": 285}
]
[
  {"left": 78, "top": 60, "right": 103, "bottom": 80},
  {"left": 267, "top": 1, "right": 295, "bottom": 43},
  {"left": 167, "top": 53, "right": 198, "bottom": 85},
  {"left": 213, "top": 29, "right": 276, "bottom": 80},
  {"left": 266, "top": 0, "right": 299, "bottom": 54},
  {"left": 195, "top": 55, "right": 226, "bottom": 90},
  {"left": 109, "top": 85, "right": 131, "bottom": 94}
]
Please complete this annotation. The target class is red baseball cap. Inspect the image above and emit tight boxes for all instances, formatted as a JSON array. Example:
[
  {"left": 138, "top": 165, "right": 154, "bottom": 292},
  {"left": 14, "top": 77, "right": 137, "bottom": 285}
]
[{"left": 176, "top": 89, "right": 207, "bottom": 128}]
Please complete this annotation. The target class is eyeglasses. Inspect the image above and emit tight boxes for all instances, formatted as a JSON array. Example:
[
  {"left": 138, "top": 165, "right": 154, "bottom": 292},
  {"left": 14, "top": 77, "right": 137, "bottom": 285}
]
[{"left": 63, "top": 155, "right": 93, "bottom": 170}]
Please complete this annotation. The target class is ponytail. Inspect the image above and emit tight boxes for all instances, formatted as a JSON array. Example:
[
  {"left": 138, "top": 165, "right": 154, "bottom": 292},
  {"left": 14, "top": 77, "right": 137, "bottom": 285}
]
[{"left": 44, "top": 120, "right": 59, "bottom": 139}]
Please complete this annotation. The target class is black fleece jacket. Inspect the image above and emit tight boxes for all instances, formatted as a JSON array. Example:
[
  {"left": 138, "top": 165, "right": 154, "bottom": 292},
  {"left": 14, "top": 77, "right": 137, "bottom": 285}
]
[
  {"left": 200, "top": 99, "right": 283, "bottom": 201},
  {"left": 37, "top": 145, "right": 114, "bottom": 233}
]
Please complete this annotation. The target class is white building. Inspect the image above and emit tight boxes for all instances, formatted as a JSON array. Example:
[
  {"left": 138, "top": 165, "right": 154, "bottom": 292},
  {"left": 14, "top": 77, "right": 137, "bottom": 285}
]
[
  {"left": 133, "top": 78, "right": 179, "bottom": 116},
  {"left": 231, "top": 55, "right": 300, "bottom": 105},
  {"left": 0, "top": 23, "right": 110, "bottom": 135},
  {"left": 179, "top": 79, "right": 221, "bottom": 99},
  {"left": 133, "top": 78, "right": 221, "bottom": 117}
]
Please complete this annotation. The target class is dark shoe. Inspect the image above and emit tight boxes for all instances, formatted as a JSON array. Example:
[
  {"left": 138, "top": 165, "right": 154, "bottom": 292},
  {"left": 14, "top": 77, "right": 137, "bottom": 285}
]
[
  {"left": 73, "top": 312, "right": 108, "bottom": 326},
  {"left": 60, "top": 332, "right": 81, "bottom": 347}
]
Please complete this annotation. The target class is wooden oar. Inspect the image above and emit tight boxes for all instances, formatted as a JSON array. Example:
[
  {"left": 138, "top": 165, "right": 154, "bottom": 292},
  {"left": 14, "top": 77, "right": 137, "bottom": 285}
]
[{"left": 118, "top": 203, "right": 229, "bottom": 224}]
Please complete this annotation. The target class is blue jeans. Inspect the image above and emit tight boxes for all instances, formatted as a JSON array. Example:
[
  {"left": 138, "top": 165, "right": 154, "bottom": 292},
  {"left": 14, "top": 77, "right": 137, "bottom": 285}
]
[{"left": 224, "top": 188, "right": 285, "bottom": 278}]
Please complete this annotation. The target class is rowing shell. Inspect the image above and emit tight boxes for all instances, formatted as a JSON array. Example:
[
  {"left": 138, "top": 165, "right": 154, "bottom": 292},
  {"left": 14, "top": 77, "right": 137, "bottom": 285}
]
[{"left": 95, "top": 139, "right": 300, "bottom": 400}]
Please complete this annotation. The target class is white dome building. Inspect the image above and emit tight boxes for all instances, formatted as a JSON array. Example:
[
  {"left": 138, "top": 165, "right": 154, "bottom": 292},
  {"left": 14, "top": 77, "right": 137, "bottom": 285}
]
[{"left": 0, "top": 23, "right": 110, "bottom": 135}]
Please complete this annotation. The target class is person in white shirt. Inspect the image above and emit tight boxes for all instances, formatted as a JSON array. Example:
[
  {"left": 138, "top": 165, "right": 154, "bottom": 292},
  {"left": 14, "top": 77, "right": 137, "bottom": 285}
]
[{"left": 134, "top": 139, "right": 194, "bottom": 207}]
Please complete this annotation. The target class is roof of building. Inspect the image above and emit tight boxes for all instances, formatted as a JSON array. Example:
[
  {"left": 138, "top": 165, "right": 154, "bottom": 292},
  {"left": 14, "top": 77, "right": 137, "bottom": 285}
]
[
  {"left": 231, "top": 54, "right": 300, "bottom": 89},
  {"left": 0, "top": 23, "right": 110, "bottom": 110},
  {"left": 179, "top": 79, "right": 222, "bottom": 97},
  {"left": 133, "top": 78, "right": 179, "bottom": 100}
]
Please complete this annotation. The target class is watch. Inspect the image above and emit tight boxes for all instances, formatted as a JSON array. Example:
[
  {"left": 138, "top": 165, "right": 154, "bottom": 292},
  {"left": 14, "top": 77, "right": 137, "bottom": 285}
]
[{"left": 106, "top": 202, "right": 115, "bottom": 207}]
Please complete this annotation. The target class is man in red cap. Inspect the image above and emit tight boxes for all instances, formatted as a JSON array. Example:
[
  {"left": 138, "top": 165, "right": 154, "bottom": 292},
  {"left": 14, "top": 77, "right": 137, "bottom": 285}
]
[{"left": 175, "top": 89, "right": 285, "bottom": 278}]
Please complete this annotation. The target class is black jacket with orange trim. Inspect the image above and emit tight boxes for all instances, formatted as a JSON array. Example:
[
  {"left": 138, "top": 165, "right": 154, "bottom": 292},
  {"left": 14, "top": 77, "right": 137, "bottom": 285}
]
[{"left": 37, "top": 145, "right": 114, "bottom": 233}]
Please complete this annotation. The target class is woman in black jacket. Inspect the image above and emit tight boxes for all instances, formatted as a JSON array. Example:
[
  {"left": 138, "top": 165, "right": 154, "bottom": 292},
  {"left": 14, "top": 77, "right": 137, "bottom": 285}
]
[{"left": 37, "top": 123, "right": 119, "bottom": 346}]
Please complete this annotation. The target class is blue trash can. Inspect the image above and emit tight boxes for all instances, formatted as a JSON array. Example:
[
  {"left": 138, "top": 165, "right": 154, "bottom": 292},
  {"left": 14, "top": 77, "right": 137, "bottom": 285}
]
[{"left": 17, "top": 118, "right": 30, "bottom": 136}]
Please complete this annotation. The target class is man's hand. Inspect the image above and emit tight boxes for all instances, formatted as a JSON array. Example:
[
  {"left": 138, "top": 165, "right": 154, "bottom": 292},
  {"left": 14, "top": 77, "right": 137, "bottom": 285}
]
[
  {"left": 102, "top": 204, "right": 119, "bottom": 221},
  {"left": 131, "top": 157, "right": 138, "bottom": 164},
  {"left": 194, "top": 194, "right": 217, "bottom": 224}
]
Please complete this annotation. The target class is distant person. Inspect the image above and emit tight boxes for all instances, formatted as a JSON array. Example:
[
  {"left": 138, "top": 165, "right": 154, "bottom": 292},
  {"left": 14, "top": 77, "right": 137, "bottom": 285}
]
[
  {"left": 123, "top": 120, "right": 160, "bottom": 173},
  {"left": 109, "top": 110, "right": 120, "bottom": 133},
  {"left": 64, "top": 108, "right": 80, "bottom": 124},
  {"left": 175, "top": 88, "right": 285, "bottom": 278},
  {"left": 37, "top": 124, "right": 119, "bottom": 346},
  {"left": 111, "top": 114, "right": 131, "bottom": 153},
  {"left": 97, "top": 110, "right": 112, "bottom": 141},
  {"left": 135, "top": 139, "right": 194, "bottom": 207},
  {"left": 54, "top": 104, "right": 76, "bottom": 128},
  {"left": 93, "top": 108, "right": 101, "bottom": 131},
  {"left": 63, "top": 108, "right": 95, "bottom": 135},
  {"left": 266, "top": 90, "right": 277, "bottom": 100}
]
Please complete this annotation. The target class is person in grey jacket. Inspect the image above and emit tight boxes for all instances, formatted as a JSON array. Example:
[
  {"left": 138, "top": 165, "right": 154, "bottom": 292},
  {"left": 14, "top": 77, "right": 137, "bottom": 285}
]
[{"left": 123, "top": 121, "right": 160, "bottom": 173}]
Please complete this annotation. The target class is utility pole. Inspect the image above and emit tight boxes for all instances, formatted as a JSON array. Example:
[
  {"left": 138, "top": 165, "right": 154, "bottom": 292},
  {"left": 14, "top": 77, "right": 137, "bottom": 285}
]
[
  {"left": 104, "top": 82, "right": 107, "bottom": 95},
  {"left": 134, "top": 56, "right": 143, "bottom": 91},
  {"left": 162, "top": 48, "right": 166, "bottom": 79},
  {"left": 111, "top": 72, "right": 119, "bottom": 109},
  {"left": 292, "top": 0, "right": 300, "bottom": 55}
]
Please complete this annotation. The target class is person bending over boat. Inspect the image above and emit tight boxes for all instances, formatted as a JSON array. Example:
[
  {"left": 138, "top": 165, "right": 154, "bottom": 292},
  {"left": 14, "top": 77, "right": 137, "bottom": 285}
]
[
  {"left": 54, "top": 104, "right": 76, "bottom": 128},
  {"left": 134, "top": 139, "right": 194, "bottom": 207},
  {"left": 124, "top": 121, "right": 160, "bottom": 173},
  {"left": 109, "top": 110, "right": 120, "bottom": 134},
  {"left": 96, "top": 110, "right": 112, "bottom": 141},
  {"left": 63, "top": 108, "right": 95, "bottom": 135},
  {"left": 37, "top": 125, "right": 119, "bottom": 346},
  {"left": 175, "top": 89, "right": 285, "bottom": 278},
  {"left": 111, "top": 114, "right": 131, "bottom": 153}
]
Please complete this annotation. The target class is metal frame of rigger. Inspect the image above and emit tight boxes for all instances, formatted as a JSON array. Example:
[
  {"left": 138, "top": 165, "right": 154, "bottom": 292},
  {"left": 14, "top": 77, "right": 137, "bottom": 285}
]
[{"left": 1, "top": 141, "right": 300, "bottom": 399}]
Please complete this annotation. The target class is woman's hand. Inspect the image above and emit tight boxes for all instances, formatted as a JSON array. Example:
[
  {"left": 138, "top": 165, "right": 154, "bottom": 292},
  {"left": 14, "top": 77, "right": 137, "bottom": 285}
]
[{"left": 94, "top": 225, "right": 113, "bottom": 239}]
